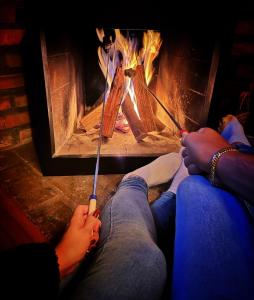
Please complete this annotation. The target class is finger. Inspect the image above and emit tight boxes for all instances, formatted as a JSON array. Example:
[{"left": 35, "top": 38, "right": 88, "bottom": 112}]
[
  {"left": 73, "top": 205, "right": 89, "bottom": 217},
  {"left": 181, "top": 147, "right": 188, "bottom": 158},
  {"left": 92, "top": 208, "right": 100, "bottom": 218},
  {"left": 187, "top": 164, "right": 203, "bottom": 175},
  {"left": 181, "top": 132, "right": 189, "bottom": 147},
  {"left": 198, "top": 127, "right": 206, "bottom": 133},
  {"left": 183, "top": 155, "right": 192, "bottom": 168},
  {"left": 92, "top": 231, "right": 100, "bottom": 243},
  {"left": 84, "top": 215, "right": 101, "bottom": 231},
  {"left": 93, "top": 219, "right": 102, "bottom": 233}
]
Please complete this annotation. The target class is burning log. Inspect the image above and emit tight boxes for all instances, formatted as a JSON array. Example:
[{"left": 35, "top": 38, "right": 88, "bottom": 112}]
[
  {"left": 122, "top": 94, "right": 148, "bottom": 141},
  {"left": 81, "top": 64, "right": 166, "bottom": 142},
  {"left": 132, "top": 65, "right": 158, "bottom": 132},
  {"left": 102, "top": 66, "right": 125, "bottom": 138},
  {"left": 125, "top": 66, "right": 166, "bottom": 132}
]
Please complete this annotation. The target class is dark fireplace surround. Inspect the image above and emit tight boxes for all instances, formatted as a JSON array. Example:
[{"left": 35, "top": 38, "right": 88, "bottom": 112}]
[{"left": 23, "top": 10, "right": 234, "bottom": 175}]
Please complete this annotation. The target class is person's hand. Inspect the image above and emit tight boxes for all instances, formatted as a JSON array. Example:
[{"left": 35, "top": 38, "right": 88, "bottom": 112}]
[
  {"left": 181, "top": 128, "right": 230, "bottom": 174},
  {"left": 55, "top": 205, "right": 101, "bottom": 278}
]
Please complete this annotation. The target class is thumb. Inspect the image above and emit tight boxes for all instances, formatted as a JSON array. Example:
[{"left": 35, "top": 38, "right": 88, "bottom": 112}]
[{"left": 84, "top": 215, "right": 100, "bottom": 231}]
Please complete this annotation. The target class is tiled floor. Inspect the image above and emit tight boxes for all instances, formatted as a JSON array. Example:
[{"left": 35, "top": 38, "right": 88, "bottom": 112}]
[{"left": 0, "top": 142, "right": 165, "bottom": 241}]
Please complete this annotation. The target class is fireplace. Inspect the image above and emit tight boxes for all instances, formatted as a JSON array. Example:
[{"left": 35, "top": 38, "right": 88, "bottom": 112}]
[{"left": 23, "top": 12, "right": 232, "bottom": 175}]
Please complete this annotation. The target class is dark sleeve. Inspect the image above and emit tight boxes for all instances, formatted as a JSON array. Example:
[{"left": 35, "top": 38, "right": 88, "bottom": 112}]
[{"left": 0, "top": 243, "right": 60, "bottom": 300}]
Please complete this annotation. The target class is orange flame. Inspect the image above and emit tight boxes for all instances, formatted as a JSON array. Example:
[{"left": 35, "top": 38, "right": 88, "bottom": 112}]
[
  {"left": 96, "top": 29, "right": 162, "bottom": 119},
  {"left": 97, "top": 29, "right": 161, "bottom": 84},
  {"left": 140, "top": 30, "right": 162, "bottom": 85}
]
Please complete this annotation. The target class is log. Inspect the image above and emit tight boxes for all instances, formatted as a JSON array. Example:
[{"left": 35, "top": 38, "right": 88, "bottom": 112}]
[
  {"left": 122, "top": 94, "right": 148, "bottom": 141},
  {"left": 102, "top": 66, "right": 125, "bottom": 138},
  {"left": 79, "top": 102, "right": 102, "bottom": 131},
  {"left": 154, "top": 117, "right": 166, "bottom": 132},
  {"left": 133, "top": 65, "right": 157, "bottom": 132},
  {"left": 125, "top": 67, "right": 166, "bottom": 132}
]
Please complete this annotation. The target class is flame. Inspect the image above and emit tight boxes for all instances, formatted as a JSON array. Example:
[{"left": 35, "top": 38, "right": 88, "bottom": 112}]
[
  {"left": 97, "top": 28, "right": 161, "bottom": 84},
  {"left": 114, "top": 29, "right": 139, "bottom": 70},
  {"left": 140, "top": 30, "right": 162, "bottom": 85},
  {"left": 96, "top": 28, "right": 162, "bottom": 120},
  {"left": 155, "top": 48, "right": 186, "bottom": 132}
]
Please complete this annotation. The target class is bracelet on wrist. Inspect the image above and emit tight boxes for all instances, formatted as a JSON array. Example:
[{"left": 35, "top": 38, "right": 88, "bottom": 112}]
[{"left": 209, "top": 146, "right": 238, "bottom": 186}]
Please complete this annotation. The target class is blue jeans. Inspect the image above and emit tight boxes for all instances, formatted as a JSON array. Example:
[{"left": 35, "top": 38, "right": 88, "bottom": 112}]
[
  {"left": 152, "top": 175, "right": 254, "bottom": 300},
  {"left": 60, "top": 176, "right": 166, "bottom": 300}
]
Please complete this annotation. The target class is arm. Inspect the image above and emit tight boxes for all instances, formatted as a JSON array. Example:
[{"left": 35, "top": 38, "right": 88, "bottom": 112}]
[
  {"left": 216, "top": 150, "right": 254, "bottom": 203},
  {"left": 0, "top": 205, "right": 101, "bottom": 299},
  {"left": 182, "top": 128, "right": 254, "bottom": 203}
]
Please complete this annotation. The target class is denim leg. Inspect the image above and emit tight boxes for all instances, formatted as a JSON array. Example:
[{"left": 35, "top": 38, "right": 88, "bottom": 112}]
[
  {"left": 172, "top": 176, "right": 254, "bottom": 300},
  {"left": 150, "top": 191, "right": 176, "bottom": 299},
  {"left": 68, "top": 176, "right": 166, "bottom": 300},
  {"left": 151, "top": 191, "right": 176, "bottom": 234},
  {"left": 150, "top": 191, "right": 176, "bottom": 258}
]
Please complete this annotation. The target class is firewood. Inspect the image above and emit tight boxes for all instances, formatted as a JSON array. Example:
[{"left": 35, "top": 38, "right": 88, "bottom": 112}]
[
  {"left": 79, "top": 103, "right": 102, "bottom": 131},
  {"left": 133, "top": 65, "right": 157, "bottom": 132},
  {"left": 125, "top": 67, "right": 166, "bottom": 132},
  {"left": 102, "top": 66, "right": 125, "bottom": 138},
  {"left": 122, "top": 94, "right": 148, "bottom": 141}
]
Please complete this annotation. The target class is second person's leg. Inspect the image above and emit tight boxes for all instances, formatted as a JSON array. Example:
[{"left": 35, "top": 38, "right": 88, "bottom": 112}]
[
  {"left": 172, "top": 175, "right": 254, "bottom": 300},
  {"left": 68, "top": 176, "right": 167, "bottom": 300}
]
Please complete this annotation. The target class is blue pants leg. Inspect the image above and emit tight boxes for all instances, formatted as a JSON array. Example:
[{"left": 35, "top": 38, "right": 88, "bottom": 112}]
[
  {"left": 66, "top": 176, "right": 166, "bottom": 300},
  {"left": 172, "top": 175, "right": 254, "bottom": 300},
  {"left": 151, "top": 191, "right": 176, "bottom": 234}
]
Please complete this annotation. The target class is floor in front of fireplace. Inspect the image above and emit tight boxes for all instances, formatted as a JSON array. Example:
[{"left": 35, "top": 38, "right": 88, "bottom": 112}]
[{"left": 0, "top": 142, "right": 170, "bottom": 242}]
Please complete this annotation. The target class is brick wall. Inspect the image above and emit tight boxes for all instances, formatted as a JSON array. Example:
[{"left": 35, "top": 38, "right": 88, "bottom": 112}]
[{"left": 0, "top": 1, "right": 32, "bottom": 149}]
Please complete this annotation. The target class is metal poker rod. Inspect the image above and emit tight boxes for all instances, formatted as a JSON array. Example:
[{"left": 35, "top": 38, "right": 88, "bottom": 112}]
[
  {"left": 88, "top": 45, "right": 111, "bottom": 214},
  {"left": 142, "top": 84, "right": 182, "bottom": 131},
  {"left": 144, "top": 84, "right": 189, "bottom": 136}
]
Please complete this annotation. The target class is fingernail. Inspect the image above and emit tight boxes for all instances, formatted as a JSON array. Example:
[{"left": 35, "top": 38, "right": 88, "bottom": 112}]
[{"left": 93, "top": 208, "right": 100, "bottom": 218}]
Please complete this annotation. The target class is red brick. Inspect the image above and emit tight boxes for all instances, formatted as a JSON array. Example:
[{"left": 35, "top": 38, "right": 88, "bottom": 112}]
[
  {"left": 235, "top": 20, "right": 254, "bottom": 36},
  {"left": 15, "top": 95, "right": 27, "bottom": 107},
  {"left": 232, "top": 42, "right": 254, "bottom": 56},
  {"left": 19, "top": 128, "right": 32, "bottom": 143},
  {"left": 236, "top": 64, "right": 254, "bottom": 79},
  {"left": 0, "top": 29, "right": 25, "bottom": 46},
  {"left": 0, "top": 74, "right": 24, "bottom": 89},
  {"left": 4, "top": 53, "right": 22, "bottom": 68},
  {"left": 0, "top": 112, "right": 30, "bottom": 129},
  {"left": 0, "top": 134, "right": 14, "bottom": 149},
  {"left": 0, "top": 99, "right": 11, "bottom": 111},
  {"left": 0, "top": 4, "right": 16, "bottom": 23}
]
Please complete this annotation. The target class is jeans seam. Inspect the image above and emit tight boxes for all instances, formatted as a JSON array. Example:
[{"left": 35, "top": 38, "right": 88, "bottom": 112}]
[{"left": 109, "top": 194, "right": 114, "bottom": 242}]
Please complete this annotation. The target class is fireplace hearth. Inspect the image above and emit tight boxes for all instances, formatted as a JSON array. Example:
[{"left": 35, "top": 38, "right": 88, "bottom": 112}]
[{"left": 23, "top": 12, "right": 233, "bottom": 175}]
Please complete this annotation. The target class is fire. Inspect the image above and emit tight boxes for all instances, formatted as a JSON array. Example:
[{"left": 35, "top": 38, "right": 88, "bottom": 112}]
[
  {"left": 96, "top": 28, "right": 162, "bottom": 118},
  {"left": 141, "top": 30, "right": 162, "bottom": 85},
  {"left": 96, "top": 28, "right": 162, "bottom": 85}
]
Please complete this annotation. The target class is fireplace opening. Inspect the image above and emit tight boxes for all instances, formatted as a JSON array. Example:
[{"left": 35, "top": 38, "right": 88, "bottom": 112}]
[
  {"left": 23, "top": 15, "right": 232, "bottom": 175},
  {"left": 42, "top": 27, "right": 217, "bottom": 156}
]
